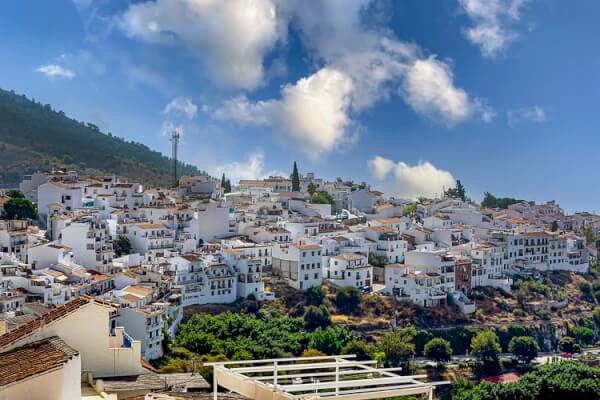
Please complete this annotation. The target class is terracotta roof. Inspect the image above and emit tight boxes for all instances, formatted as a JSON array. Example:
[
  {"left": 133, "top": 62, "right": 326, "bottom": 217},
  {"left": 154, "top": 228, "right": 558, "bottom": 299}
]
[
  {"left": 370, "top": 226, "right": 394, "bottom": 233},
  {"left": 136, "top": 223, "right": 167, "bottom": 230},
  {"left": 298, "top": 244, "right": 321, "bottom": 250},
  {"left": 123, "top": 285, "right": 154, "bottom": 297},
  {"left": 0, "top": 296, "right": 110, "bottom": 350},
  {"left": 376, "top": 217, "right": 405, "bottom": 224},
  {"left": 0, "top": 336, "right": 78, "bottom": 387},
  {"left": 119, "top": 294, "right": 141, "bottom": 303}
]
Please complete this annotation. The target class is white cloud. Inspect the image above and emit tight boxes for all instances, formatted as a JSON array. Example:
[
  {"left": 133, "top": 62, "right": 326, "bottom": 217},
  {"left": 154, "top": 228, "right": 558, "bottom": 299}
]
[
  {"left": 214, "top": 41, "right": 488, "bottom": 154},
  {"left": 368, "top": 156, "right": 395, "bottom": 180},
  {"left": 160, "top": 120, "right": 183, "bottom": 137},
  {"left": 368, "top": 156, "right": 455, "bottom": 199},
  {"left": 459, "top": 0, "right": 529, "bottom": 57},
  {"left": 212, "top": 95, "right": 273, "bottom": 126},
  {"left": 507, "top": 105, "right": 545, "bottom": 126},
  {"left": 120, "top": 0, "right": 280, "bottom": 89},
  {"left": 214, "top": 67, "right": 356, "bottom": 157},
  {"left": 36, "top": 64, "right": 75, "bottom": 79},
  {"left": 164, "top": 97, "right": 198, "bottom": 119},
  {"left": 402, "top": 57, "right": 472, "bottom": 125},
  {"left": 209, "top": 151, "right": 284, "bottom": 184}
]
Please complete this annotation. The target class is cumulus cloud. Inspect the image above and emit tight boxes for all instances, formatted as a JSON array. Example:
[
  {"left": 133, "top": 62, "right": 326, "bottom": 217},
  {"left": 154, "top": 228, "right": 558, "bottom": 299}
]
[
  {"left": 119, "top": 0, "right": 493, "bottom": 155},
  {"left": 368, "top": 156, "right": 455, "bottom": 199},
  {"left": 36, "top": 64, "right": 75, "bottom": 79},
  {"left": 403, "top": 57, "right": 472, "bottom": 124},
  {"left": 459, "top": 0, "right": 529, "bottom": 57},
  {"left": 507, "top": 105, "right": 545, "bottom": 126},
  {"left": 120, "top": 0, "right": 281, "bottom": 90},
  {"left": 214, "top": 67, "right": 356, "bottom": 157},
  {"left": 368, "top": 156, "right": 395, "bottom": 180},
  {"left": 214, "top": 41, "right": 488, "bottom": 154},
  {"left": 209, "top": 151, "right": 284, "bottom": 184},
  {"left": 164, "top": 97, "right": 198, "bottom": 119}
]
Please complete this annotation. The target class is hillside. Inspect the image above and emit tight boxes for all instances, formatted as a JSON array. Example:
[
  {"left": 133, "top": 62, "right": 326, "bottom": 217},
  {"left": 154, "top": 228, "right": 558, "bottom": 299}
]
[{"left": 0, "top": 88, "right": 205, "bottom": 187}]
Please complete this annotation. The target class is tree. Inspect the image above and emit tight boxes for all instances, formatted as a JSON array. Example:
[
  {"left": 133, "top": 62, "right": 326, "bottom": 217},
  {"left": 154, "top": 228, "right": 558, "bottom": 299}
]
[
  {"left": 292, "top": 161, "right": 300, "bottom": 192},
  {"left": 481, "top": 192, "right": 522, "bottom": 209},
  {"left": 311, "top": 190, "right": 335, "bottom": 205},
  {"left": 424, "top": 338, "right": 452, "bottom": 367},
  {"left": 5, "top": 189, "right": 24, "bottom": 198},
  {"left": 307, "top": 182, "right": 317, "bottom": 197},
  {"left": 341, "top": 339, "right": 373, "bottom": 361},
  {"left": 305, "top": 285, "right": 326, "bottom": 306},
  {"left": 379, "top": 329, "right": 415, "bottom": 368},
  {"left": 114, "top": 235, "right": 132, "bottom": 257},
  {"left": 551, "top": 220, "right": 559, "bottom": 232},
  {"left": 508, "top": 336, "right": 538, "bottom": 364},
  {"left": 335, "top": 287, "right": 361, "bottom": 315},
  {"left": 452, "top": 361, "right": 600, "bottom": 400},
  {"left": 308, "top": 326, "right": 353, "bottom": 355},
  {"left": 445, "top": 180, "right": 466, "bottom": 201},
  {"left": 224, "top": 179, "right": 232, "bottom": 193},
  {"left": 3, "top": 197, "right": 37, "bottom": 220},
  {"left": 559, "top": 336, "right": 577, "bottom": 354},
  {"left": 403, "top": 203, "right": 417, "bottom": 217},
  {"left": 221, "top": 173, "right": 226, "bottom": 189},
  {"left": 573, "top": 326, "right": 595, "bottom": 346},
  {"left": 582, "top": 224, "right": 598, "bottom": 244},
  {"left": 470, "top": 330, "right": 502, "bottom": 376},
  {"left": 303, "top": 305, "right": 331, "bottom": 330}
]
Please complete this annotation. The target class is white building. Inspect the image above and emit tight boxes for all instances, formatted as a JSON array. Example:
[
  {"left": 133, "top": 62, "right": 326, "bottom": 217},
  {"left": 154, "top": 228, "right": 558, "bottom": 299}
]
[
  {"left": 272, "top": 244, "right": 323, "bottom": 290},
  {"left": 128, "top": 223, "right": 175, "bottom": 255},
  {"left": 60, "top": 219, "right": 114, "bottom": 272},
  {"left": 326, "top": 253, "right": 372, "bottom": 289}
]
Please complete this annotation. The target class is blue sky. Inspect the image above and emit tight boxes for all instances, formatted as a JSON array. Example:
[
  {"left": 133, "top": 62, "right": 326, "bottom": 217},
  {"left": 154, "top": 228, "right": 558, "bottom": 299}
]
[{"left": 0, "top": 0, "right": 598, "bottom": 212}]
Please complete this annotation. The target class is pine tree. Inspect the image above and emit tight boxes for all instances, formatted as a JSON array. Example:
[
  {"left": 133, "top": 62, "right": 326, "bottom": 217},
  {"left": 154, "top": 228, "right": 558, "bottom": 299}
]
[
  {"left": 221, "top": 173, "right": 226, "bottom": 189},
  {"left": 225, "top": 179, "right": 232, "bottom": 193},
  {"left": 291, "top": 161, "right": 300, "bottom": 192}
]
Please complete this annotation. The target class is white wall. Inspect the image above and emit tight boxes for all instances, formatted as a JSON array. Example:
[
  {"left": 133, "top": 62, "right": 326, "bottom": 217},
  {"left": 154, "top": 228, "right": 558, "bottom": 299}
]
[{"left": 0, "top": 354, "right": 81, "bottom": 400}]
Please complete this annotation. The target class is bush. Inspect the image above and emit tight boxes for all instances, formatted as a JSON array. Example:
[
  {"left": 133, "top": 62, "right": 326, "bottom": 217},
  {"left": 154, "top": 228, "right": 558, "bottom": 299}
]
[
  {"left": 341, "top": 339, "right": 374, "bottom": 361},
  {"left": 308, "top": 326, "right": 354, "bottom": 355},
  {"left": 305, "top": 285, "right": 326, "bottom": 306},
  {"left": 335, "top": 287, "right": 362, "bottom": 315},
  {"left": 303, "top": 305, "right": 331, "bottom": 330},
  {"left": 311, "top": 191, "right": 336, "bottom": 205}
]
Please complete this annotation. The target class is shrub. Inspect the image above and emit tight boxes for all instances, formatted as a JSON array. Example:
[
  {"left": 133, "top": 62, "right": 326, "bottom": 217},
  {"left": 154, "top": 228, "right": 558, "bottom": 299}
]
[
  {"left": 335, "top": 287, "right": 362, "bottom": 315},
  {"left": 305, "top": 285, "right": 326, "bottom": 306},
  {"left": 304, "top": 305, "right": 331, "bottom": 330}
]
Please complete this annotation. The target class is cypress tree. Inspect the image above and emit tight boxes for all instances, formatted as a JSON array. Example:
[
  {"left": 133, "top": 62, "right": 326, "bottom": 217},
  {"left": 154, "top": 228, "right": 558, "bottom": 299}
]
[{"left": 292, "top": 161, "right": 300, "bottom": 192}]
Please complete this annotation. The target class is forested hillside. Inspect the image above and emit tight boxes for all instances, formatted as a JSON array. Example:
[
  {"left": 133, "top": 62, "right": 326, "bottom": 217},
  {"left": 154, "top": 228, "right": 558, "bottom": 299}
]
[{"left": 0, "top": 88, "right": 204, "bottom": 186}]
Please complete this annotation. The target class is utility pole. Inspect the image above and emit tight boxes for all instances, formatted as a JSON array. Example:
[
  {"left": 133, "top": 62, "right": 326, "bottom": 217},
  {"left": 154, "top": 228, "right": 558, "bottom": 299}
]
[{"left": 170, "top": 130, "right": 180, "bottom": 188}]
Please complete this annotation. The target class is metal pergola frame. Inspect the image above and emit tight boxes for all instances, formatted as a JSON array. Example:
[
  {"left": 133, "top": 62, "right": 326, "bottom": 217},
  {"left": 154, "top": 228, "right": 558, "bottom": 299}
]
[{"left": 205, "top": 355, "right": 448, "bottom": 400}]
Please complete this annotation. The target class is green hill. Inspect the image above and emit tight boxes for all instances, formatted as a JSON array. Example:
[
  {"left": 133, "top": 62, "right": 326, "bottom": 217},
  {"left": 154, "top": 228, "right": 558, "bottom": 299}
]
[{"left": 0, "top": 88, "right": 205, "bottom": 187}]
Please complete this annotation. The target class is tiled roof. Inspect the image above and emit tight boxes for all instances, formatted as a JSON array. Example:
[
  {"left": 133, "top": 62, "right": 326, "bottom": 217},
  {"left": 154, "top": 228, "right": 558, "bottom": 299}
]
[
  {"left": 0, "top": 336, "right": 78, "bottom": 387},
  {"left": 0, "top": 296, "right": 109, "bottom": 350}
]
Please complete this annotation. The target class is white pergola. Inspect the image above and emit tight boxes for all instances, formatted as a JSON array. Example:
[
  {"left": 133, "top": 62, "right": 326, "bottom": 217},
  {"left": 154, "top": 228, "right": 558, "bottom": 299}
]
[{"left": 205, "top": 355, "right": 449, "bottom": 400}]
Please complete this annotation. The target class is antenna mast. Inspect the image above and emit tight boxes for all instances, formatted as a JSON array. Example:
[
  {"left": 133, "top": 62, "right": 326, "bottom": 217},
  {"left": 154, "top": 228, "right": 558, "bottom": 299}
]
[{"left": 170, "top": 130, "right": 180, "bottom": 187}]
